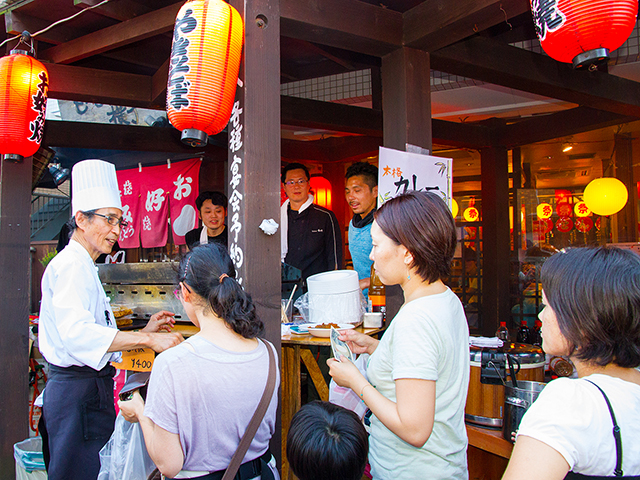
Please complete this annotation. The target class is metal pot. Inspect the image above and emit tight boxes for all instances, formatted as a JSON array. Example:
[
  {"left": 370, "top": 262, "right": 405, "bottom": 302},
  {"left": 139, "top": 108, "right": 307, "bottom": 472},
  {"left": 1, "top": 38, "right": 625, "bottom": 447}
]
[
  {"left": 465, "top": 343, "right": 544, "bottom": 428},
  {"left": 503, "top": 380, "right": 546, "bottom": 442}
]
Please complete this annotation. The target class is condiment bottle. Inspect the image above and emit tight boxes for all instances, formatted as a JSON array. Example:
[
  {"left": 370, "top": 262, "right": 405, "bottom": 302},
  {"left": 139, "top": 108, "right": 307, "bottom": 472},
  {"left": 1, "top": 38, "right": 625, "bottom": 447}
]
[
  {"left": 369, "top": 264, "right": 386, "bottom": 321},
  {"left": 516, "top": 320, "right": 531, "bottom": 344},
  {"left": 532, "top": 319, "right": 543, "bottom": 347},
  {"left": 495, "top": 321, "right": 510, "bottom": 342}
]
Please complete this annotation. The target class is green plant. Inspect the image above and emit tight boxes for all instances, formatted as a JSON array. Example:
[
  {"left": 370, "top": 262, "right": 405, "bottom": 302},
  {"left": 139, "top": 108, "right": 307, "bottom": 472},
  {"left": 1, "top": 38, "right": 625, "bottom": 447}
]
[{"left": 39, "top": 249, "right": 57, "bottom": 268}]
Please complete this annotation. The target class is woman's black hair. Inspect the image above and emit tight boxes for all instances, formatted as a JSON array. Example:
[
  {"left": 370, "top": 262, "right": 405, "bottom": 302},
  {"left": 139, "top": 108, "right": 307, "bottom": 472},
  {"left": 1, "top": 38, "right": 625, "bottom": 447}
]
[
  {"left": 286, "top": 401, "right": 369, "bottom": 480},
  {"left": 541, "top": 246, "right": 640, "bottom": 368},
  {"left": 374, "top": 191, "right": 457, "bottom": 283},
  {"left": 177, "top": 243, "right": 264, "bottom": 339}
]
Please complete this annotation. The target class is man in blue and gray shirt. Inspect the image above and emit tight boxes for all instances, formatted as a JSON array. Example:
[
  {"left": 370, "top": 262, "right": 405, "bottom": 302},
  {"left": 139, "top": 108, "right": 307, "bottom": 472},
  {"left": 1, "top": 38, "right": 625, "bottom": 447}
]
[{"left": 345, "top": 162, "right": 378, "bottom": 296}]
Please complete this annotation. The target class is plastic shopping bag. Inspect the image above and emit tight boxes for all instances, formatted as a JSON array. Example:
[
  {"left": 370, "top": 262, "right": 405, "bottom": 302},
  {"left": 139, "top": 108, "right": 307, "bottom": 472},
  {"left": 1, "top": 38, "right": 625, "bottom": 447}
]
[
  {"left": 98, "top": 414, "right": 156, "bottom": 480},
  {"left": 329, "top": 354, "right": 369, "bottom": 419}
]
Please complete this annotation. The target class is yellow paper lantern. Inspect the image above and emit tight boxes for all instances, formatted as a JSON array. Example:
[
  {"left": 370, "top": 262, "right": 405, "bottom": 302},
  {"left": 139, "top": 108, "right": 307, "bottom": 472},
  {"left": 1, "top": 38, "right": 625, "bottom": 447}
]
[
  {"left": 574, "top": 201, "right": 591, "bottom": 218},
  {"left": 451, "top": 198, "right": 459, "bottom": 218},
  {"left": 463, "top": 206, "right": 480, "bottom": 222},
  {"left": 583, "top": 178, "right": 628, "bottom": 216},
  {"left": 536, "top": 203, "right": 553, "bottom": 219}
]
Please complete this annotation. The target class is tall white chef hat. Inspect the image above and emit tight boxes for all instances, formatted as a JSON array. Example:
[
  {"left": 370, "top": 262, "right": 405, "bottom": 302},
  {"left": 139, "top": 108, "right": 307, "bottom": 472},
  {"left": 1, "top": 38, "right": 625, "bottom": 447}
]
[{"left": 71, "top": 159, "right": 122, "bottom": 216}]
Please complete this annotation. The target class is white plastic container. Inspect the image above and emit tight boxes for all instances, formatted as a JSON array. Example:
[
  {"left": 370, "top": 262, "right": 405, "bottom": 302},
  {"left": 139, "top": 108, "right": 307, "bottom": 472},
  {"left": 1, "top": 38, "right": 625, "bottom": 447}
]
[{"left": 307, "top": 270, "right": 362, "bottom": 324}]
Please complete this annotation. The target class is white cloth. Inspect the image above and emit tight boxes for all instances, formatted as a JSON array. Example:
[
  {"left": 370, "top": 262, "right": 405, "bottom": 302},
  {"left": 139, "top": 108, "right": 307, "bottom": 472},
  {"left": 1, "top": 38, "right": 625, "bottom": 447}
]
[
  {"left": 71, "top": 159, "right": 122, "bottom": 215},
  {"left": 199, "top": 226, "right": 209, "bottom": 245},
  {"left": 280, "top": 194, "right": 314, "bottom": 261},
  {"left": 469, "top": 336, "right": 503, "bottom": 348},
  {"left": 39, "top": 240, "right": 120, "bottom": 369},
  {"left": 366, "top": 288, "right": 470, "bottom": 480},
  {"left": 517, "top": 374, "right": 640, "bottom": 476},
  {"left": 144, "top": 336, "right": 280, "bottom": 472}
]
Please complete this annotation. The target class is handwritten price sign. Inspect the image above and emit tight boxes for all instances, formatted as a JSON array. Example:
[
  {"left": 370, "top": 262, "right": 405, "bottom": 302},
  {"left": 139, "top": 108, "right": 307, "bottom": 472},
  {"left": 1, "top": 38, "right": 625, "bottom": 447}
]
[{"left": 112, "top": 347, "right": 155, "bottom": 372}]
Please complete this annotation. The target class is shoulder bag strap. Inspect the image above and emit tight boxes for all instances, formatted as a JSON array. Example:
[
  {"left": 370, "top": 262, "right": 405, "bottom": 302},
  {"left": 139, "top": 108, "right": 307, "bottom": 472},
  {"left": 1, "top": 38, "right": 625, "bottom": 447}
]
[
  {"left": 585, "top": 379, "right": 623, "bottom": 477},
  {"left": 222, "top": 339, "right": 277, "bottom": 480}
]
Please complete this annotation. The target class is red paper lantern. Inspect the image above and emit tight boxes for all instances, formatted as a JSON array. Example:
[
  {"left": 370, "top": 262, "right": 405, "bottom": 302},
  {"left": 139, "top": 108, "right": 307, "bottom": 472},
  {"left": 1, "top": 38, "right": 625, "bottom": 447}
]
[
  {"left": 310, "top": 176, "right": 333, "bottom": 210},
  {"left": 530, "top": 0, "right": 638, "bottom": 68},
  {"left": 167, "top": 0, "right": 244, "bottom": 146},
  {"left": 0, "top": 50, "right": 48, "bottom": 161}
]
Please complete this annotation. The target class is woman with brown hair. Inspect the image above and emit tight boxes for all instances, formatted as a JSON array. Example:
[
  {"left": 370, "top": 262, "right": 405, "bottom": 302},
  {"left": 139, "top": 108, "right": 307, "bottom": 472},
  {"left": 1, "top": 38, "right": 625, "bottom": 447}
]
[
  {"left": 328, "top": 191, "right": 470, "bottom": 480},
  {"left": 503, "top": 246, "right": 640, "bottom": 479}
]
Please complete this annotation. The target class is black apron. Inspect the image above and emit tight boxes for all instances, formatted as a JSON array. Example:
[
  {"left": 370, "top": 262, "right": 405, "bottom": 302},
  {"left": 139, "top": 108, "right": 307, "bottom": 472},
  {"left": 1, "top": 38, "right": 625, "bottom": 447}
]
[
  {"left": 39, "top": 364, "right": 116, "bottom": 480},
  {"left": 564, "top": 380, "right": 640, "bottom": 479}
]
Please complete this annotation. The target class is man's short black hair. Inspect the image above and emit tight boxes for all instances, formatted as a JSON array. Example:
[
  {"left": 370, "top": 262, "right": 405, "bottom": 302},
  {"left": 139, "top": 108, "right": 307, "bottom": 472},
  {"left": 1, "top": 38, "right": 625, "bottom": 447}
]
[
  {"left": 286, "top": 401, "right": 368, "bottom": 480},
  {"left": 195, "top": 191, "right": 227, "bottom": 212},
  {"left": 282, "top": 163, "right": 310, "bottom": 183},
  {"left": 345, "top": 162, "right": 378, "bottom": 190}
]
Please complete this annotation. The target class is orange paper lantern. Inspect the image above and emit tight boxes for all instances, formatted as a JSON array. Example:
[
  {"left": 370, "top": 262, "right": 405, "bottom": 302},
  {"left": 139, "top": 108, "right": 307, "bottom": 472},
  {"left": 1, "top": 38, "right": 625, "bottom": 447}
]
[
  {"left": 530, "top": 0, "right": 638, "bottom": 68},
  {"left": 167, "top": 0, "right": 244, "bottom": 146},
  {"left": 0, "top": 50, "right": 48, "bottom": 161},
  {"left": 310, "top": 176, "right": 332, "bottom": 210}
]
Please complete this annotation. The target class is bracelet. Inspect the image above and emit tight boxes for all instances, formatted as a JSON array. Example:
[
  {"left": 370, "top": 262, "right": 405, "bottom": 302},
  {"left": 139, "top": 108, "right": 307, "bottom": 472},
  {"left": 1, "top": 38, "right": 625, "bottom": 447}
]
[{"left": 359, "top": 383, "right": 372, "bottom": 398}]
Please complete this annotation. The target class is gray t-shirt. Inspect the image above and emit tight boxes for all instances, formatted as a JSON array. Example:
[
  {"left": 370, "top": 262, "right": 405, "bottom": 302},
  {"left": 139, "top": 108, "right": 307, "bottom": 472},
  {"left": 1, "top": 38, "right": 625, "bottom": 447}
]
[{"left": 144, "top": 335, "right": 279, "bottom": 472}]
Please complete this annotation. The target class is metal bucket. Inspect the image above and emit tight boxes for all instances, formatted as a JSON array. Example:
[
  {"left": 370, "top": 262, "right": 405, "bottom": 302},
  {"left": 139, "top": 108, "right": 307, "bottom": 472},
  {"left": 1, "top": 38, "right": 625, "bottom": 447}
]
[{"left": 503, "top": 380, "right": 546, "bottom": 442}]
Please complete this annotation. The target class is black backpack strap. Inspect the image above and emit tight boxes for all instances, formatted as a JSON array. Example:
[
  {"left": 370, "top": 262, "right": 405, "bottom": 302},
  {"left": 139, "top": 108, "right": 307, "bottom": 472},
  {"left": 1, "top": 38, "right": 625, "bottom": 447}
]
[{"left": 585, "top": 380, "right": 623, "bottom": 477}]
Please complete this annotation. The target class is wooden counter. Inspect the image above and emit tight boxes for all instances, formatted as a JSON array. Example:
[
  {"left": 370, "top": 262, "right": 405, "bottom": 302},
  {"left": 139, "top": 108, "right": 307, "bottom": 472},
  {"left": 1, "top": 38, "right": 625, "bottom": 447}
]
[{"left": 467, "top": 423, "right": 513, "bottom": 480}]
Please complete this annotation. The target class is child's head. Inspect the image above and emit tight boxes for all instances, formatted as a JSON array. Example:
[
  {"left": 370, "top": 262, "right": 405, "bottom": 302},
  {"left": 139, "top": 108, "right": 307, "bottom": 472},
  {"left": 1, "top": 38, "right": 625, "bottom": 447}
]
[
  {"left": 286, "top": 401, "right": 368, "bottom": 480},
  {"left": 177, "top": 243, "right": 264, "bottom": 338}
]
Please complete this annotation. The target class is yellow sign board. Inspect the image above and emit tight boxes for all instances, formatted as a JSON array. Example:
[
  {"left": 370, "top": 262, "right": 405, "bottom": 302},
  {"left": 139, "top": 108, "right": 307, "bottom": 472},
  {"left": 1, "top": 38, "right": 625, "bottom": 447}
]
[{"left": 112, "top": 347, "right": 154, "bottom": 372}]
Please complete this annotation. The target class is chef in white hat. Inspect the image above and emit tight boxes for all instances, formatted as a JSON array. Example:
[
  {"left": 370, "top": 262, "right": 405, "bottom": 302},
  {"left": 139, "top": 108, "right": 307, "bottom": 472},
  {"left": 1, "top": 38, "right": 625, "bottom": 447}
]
[{"left": 37, "top": 159, "right": 183, "bottom": 480}]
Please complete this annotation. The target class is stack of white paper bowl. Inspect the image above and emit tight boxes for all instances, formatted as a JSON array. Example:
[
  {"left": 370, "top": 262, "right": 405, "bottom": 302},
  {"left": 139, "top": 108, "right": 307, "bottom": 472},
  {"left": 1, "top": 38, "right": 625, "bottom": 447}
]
[{"left": 307, "top": 270, "right": 362, "bottom": 324}]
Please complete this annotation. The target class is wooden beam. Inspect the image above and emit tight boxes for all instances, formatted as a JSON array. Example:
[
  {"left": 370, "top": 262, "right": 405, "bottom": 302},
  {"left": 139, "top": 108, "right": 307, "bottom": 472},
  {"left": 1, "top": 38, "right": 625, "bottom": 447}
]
[
  {"left": 0, "top": 156, "right": 32, "bottom": 479},
  {"left": 38, "top": 2, "right": 181, "bottom": 64},
  {"left": 5, "top": 10, "right": 85, "bottom": 45},
  {"left": 281, "top": 96, "right": 383, "bottom": 136},
  {"left": 281, "top": 135, "right": 381, "bottom": 162},
  {"left": 151, "top": 57, "right": 169, "bottom": 107},
  {"left": 497, "top": 107, "right": 637, "bottom": 147},
  {"left": 403, "top": 0, "right": 530, "bottom": 52},
  {"left": 46, "top": 63, "right": 153, "bottom": 106},
  {"left": 431, "top": 36, "right": 640, "bottom": 118},
  {"left": 432, "top": 118, "right": 492, "bottom": 148},
  {"left": 74, "top": 0, "right": 153, "bottom": 22},
  {"left": 280, "top": 0, "right": 402, "bottom": 57},
  {"left": 42, "top": 120, "right": 229, "bottom": 154}
]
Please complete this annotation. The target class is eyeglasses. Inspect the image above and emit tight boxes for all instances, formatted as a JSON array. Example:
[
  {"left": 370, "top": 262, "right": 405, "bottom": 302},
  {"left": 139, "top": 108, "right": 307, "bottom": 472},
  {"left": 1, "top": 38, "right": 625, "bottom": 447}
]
[
  {"left": 93, "top": 213, "right": 129, "bottom": 228},
  {"left": 284, "top": 179, "right": 308, "bottom": 186},
  {"left": 173, "top": 282, "right": 191, "bottom": 300}
]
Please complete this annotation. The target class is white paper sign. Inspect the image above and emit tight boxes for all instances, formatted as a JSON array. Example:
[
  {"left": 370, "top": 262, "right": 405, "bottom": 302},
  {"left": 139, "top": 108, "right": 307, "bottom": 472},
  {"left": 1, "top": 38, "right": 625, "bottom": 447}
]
[{"left": 378, "top": 147, "right": 453, "bottom": 209}]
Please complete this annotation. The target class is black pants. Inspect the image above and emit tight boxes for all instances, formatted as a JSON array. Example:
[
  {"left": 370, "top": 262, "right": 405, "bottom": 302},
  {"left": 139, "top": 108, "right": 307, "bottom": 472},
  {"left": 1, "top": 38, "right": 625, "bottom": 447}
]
[{"left": 40, "top": 364, "right": 116, "bottom": 480}]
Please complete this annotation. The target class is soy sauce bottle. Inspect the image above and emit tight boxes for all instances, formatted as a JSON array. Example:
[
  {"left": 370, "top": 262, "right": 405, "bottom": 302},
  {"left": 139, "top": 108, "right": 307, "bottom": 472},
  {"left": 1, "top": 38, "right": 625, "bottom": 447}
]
[
  {"left": 516, "top": 320, "right": 531, "bottom": 344},
  {"left": 495, "top": 321, "right": 510, "bottom": 342},
  {"left": 531, "top": 319, "right": 543, "bottom": 347}
]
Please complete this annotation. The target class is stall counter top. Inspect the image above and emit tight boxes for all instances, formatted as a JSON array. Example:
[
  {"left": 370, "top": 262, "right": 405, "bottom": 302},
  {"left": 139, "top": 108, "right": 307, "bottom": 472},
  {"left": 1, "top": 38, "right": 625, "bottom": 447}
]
[{"left": 466, "top": 423, "right": 513, "bottom": 459}]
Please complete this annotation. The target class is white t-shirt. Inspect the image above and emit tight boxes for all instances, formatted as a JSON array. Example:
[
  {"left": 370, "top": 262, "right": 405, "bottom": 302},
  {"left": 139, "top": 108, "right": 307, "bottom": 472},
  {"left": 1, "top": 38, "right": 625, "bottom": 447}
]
[
  {"left": 517, "top": 374, "right": 640, "bottom": 476},
  {"left": 366, "top": 288, "right": 470, "bottom": 480},
  {"left": 144, "top": 336, "right": 279, "bottom": 472}
]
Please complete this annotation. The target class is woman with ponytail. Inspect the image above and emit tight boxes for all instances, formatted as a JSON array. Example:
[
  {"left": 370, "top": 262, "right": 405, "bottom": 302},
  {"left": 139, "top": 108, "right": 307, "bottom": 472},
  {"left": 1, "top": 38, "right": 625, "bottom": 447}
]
[{"left": 119, "top": 243, "right": 279, "bottom": 479}]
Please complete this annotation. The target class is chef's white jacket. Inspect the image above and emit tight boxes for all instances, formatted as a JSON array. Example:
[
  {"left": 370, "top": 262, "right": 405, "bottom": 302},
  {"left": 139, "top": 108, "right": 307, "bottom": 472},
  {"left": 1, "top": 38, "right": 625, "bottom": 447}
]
[{"left": 39, "top": 240, "right": 121, "bottom": 370}]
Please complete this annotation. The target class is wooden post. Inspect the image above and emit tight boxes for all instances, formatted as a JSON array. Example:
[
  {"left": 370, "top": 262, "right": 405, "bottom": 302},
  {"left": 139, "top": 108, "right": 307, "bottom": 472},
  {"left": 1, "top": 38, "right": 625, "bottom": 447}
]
[
  {"left": 614, "top": 134, "right": 636, "bottom": 243},
  {"left": 480, "top": 146, "right": 511, "bottom": 336},
  {"left": 381, "top": 47, "right": 432, "bottom": 321},
  {"left": 0, "top": 156, "right": 32, "bottom": 479},
  {"left": 228, "top": 0, "right": 282, "bottom": 469}
]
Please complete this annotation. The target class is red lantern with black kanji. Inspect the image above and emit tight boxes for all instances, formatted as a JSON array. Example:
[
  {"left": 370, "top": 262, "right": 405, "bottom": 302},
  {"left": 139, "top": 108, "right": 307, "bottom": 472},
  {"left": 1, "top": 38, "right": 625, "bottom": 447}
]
[
  {"left": 167, "top": 0, "right": 244, "bottom": 147},
  {"left": 530, "top": 0, "right": 638, "bottom": 68},
  {"left": 0, "top": 50, "right": 49, "bottom": 162}
]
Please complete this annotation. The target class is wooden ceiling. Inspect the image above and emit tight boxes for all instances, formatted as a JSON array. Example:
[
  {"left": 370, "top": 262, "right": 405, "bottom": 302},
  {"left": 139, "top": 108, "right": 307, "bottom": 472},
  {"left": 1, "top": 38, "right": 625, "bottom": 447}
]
[{"left": 2, "top": 0, "right": 640, "bottom": 159}]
